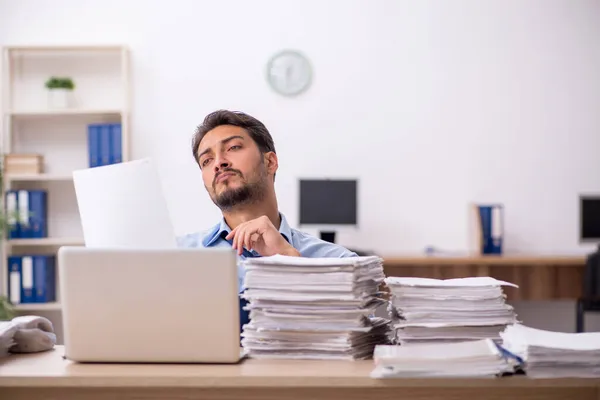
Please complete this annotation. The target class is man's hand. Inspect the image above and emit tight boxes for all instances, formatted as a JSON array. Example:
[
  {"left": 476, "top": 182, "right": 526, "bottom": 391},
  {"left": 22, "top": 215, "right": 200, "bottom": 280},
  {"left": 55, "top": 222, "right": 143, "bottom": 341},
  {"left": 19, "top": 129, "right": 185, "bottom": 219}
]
[{"left": 225, "top": 215, "right": 300, "bottom": 257}]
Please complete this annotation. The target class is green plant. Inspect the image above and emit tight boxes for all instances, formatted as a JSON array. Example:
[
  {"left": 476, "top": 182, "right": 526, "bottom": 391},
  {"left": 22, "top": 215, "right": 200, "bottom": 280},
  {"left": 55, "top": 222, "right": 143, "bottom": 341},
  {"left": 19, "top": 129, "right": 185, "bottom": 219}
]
[
  {"left": 0, "top": 163, "right": 14, "bottom": 241},
  {"left": 45, "top": 76, "right": 75, "bottom": 90},
  {"left": 0, "top": 295, "right": 16, "bottom": 320},
  {"left": 0, "top": 160, "right": 31, "bottom": 241},
  {"left": 0, "top": 160, "right": 23, "bottom": 320}
]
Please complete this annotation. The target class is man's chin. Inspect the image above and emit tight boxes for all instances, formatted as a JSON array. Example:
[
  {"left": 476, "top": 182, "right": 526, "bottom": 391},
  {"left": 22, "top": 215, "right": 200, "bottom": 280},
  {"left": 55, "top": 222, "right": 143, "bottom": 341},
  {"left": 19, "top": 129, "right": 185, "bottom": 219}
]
[
  {"left": 216, "top": 181, "right": 242, "bottom": 194},
  {"left": 214, "top": 187, "right": 254, "bottom": 210}
]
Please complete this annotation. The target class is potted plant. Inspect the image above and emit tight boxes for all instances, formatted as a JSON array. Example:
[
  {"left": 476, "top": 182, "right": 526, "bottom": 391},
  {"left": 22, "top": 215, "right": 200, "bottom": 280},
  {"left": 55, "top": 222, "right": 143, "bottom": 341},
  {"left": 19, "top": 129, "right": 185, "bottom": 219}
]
[
  {"left": 45, "top": 76, "right": 75, "bottom": 109},
  {"left": 0, "top": 296, "right": 16, "bottom": 321},
  {"left": 0, "top": 157, "right": 19, "bottom": 321}
]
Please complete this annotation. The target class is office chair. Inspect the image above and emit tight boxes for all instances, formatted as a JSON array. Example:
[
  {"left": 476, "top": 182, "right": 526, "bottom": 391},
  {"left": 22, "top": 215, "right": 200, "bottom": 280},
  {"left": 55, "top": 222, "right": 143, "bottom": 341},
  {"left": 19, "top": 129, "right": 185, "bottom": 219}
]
[
  {"left": 348, "top": 248, "right": 377, "bottom": 257},
  {"left": 576, "top": 245, "right": 600, "bottom": 332}
]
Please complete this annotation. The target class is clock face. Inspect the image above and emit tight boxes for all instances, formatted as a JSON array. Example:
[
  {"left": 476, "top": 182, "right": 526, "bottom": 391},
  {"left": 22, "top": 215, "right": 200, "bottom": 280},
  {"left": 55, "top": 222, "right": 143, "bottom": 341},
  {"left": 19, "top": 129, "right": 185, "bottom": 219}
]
[{"left": 266, "top": 50, "right": 312, "bottom": 97}]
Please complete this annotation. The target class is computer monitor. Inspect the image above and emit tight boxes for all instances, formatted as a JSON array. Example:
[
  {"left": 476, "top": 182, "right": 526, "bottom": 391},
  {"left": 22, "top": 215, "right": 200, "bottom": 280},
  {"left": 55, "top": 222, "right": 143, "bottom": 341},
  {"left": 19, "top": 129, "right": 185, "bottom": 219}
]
[
  {"left": 299, "top": 179, "right": 357, "bottom": 243},
  {"left": 580, "top": 195, "right": 600, "bottom": 243}
]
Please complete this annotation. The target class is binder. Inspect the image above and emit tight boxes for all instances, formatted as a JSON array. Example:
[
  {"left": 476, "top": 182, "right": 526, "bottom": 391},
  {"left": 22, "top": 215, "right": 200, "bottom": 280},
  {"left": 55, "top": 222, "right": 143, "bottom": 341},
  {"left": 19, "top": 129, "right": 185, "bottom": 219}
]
[
  {"left": 99, "top": 123, "right": 111, "bottom": 166},
  {"left": 472, "top": 203, "right": 504, "bottom": 255},
  {"left": 16, "top": 190, "right": 47, "bottom": 239},
  {"left": 33, "top": 255, "right": 56, "bottom": 303},
  {"left": 21, "top": 256, "right": 35, "bottom": 302},
  {"left": 17, "top": 190, "right": 30, "bottom": 238},
  {"left": 109, "top": 123, "right": 122, "bottom": 164},
  {"left": 28, "top": 190, "right": 48, "bottom": 238},
  {"left": 87, "top": 124, "right": 101, "bottom": 168},
  {"left": 8, "top": 256, "right": 22, "bottom": 304},
  {"left": 7, "top": 255, "right": 56, "bottom": 303},
  {"left": 5, "top": 190, "right": 19, "bottom": 239}
]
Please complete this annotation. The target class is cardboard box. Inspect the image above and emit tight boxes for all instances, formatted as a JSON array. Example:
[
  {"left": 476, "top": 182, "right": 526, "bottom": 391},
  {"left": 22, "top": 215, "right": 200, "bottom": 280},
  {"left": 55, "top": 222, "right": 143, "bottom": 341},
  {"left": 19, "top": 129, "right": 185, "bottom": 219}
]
[{"left": 3, "top": 154, "right": 44, "bottom": 175}]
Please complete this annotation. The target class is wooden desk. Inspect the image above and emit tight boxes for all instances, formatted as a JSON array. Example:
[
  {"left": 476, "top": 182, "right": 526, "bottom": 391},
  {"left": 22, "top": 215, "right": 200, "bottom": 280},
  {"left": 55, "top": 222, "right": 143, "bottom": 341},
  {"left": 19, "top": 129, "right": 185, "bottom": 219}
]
[
  {"left": 383, "top": 255, "right": 587, "bottom": 301},
  {"left": 1, "top": 346, "right": 599, "bottom": 400}
]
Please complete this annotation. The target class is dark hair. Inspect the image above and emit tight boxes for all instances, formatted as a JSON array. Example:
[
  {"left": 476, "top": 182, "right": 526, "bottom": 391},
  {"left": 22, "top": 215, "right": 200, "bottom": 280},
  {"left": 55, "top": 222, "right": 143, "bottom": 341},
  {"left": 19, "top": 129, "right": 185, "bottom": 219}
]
[{"left": 192, "top": 110, "right": 276, "bottom": 165}]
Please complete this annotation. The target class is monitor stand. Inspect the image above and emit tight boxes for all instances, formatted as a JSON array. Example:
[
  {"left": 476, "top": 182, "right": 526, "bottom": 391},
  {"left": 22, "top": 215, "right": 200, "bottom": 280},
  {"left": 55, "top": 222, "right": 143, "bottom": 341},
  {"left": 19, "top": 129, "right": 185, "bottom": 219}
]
[{"left": 320, "top": 231, "right": 336, "bottom": 244}]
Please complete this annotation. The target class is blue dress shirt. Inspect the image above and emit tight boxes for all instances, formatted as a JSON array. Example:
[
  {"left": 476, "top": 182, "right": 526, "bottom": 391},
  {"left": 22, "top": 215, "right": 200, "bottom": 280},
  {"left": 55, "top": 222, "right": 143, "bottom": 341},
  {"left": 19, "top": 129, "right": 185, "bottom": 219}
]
[{"left": 176, "top": 213, "right": 358, "bottom": 332}]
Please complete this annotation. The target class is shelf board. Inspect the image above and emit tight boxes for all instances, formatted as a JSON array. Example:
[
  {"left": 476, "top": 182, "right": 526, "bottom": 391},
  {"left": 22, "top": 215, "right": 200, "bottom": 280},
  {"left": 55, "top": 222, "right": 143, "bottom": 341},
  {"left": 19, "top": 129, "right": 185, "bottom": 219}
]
[
  {"left": 4, "top": 173, "right": 73, "bottom": 183},
  {"left": 7, "top": 45, "right": 125, "bottom": 52},
  {"left": 14, "top": 302, "right": 61, "bottom": 311},
  {"left": 7, "top": 109, "right": 123, "bottom": 117},
  {"left": 6, "top": 237, "right": 84, "bottom": 246}
]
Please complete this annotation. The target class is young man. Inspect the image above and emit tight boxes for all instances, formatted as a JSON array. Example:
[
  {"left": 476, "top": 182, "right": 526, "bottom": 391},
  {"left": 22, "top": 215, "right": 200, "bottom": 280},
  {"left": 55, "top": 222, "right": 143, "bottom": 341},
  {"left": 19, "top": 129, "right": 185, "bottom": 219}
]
[{"left": 177, "top": 109, "right": 357, "bottom": 329}]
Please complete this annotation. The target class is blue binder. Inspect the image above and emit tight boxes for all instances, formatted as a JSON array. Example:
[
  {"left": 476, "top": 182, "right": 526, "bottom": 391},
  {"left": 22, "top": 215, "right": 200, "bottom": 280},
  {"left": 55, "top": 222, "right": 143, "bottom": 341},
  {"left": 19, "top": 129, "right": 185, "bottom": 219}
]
[
  {"left": 29, "top": 190, "right": 48, "bottom": 238},
  {"left": 20, "top": 255, "right": 35, "bottom": 303},
  {"left": 87, "top": 124, "right": 101, "bottom": 168},
  {"left": 109, "top": 123, "right": 122, "bottom": 164},
  {"left": 7, "top": 256, "right": 22, "bottom": 304},
  {"left": 99, "top": 123, "right": 111, "bottom": 166},
  {"left": 5, "top": 190, "right": 19, "bottom": 239},
  {"left": 477, "top": 204, "right": 504, "bottom": 255},
  {"left": 33, "top": 255, "right": 56, "bottom": 303},
  {"left": 17, "top": 190, "right": 47, "bottom": 239}
]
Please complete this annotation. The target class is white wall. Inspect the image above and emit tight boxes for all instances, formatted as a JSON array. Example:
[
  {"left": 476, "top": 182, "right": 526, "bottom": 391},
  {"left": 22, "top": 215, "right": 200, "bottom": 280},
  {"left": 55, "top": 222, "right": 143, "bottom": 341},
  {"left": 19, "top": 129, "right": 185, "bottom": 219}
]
[{"left": 1, "top": 0, "right": 599, "bottom": 257}]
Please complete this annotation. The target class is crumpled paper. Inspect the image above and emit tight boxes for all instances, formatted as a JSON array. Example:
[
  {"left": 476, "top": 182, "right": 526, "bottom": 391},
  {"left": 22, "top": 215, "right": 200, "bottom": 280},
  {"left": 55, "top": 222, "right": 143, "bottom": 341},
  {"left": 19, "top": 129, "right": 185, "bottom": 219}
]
[{"left": 0, "top": 315, "right": 56, "bottom": 357}]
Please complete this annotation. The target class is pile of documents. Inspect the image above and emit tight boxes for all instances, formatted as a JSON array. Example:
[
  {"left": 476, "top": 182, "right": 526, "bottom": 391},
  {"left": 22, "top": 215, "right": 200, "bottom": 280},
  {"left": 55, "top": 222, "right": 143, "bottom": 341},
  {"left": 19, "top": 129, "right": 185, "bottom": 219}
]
[
  {"left": 385, "top": 277, "right": 518, "bottom": 344},
  {"left": 0, "top": 322, "right": 16, "bottom": 358},
  {"left": 370, "top": 339, "right": 514, "bottom": 378},
  {"left": 501, "top": 324, "right": 600, "bottom": 378},
  {"left": 240, "top": 255, "right": 392, "bottom": 360}
]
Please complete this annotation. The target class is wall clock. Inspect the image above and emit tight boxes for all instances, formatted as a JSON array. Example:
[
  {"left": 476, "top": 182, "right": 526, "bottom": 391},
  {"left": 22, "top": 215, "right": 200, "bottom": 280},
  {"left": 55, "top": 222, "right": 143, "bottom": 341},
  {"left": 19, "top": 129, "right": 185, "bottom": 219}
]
[{"left": 266, "top": 50, "right": 312, "bottom": 97}]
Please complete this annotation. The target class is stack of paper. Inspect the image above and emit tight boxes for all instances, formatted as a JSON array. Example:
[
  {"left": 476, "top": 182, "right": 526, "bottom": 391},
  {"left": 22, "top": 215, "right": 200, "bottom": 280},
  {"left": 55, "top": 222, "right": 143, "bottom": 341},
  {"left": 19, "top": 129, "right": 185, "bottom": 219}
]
[
  {"left": 501, "top": 324, "right": 600, "bottom": 378},
  {"left": 240, "top": 255, "right": 392, "bottom": 360},
  {"left": 370, "top": 339, "right": 513, "bottom": 378},
  {"left": 385, "top": 277, "right": 518, "bottom": 344}
]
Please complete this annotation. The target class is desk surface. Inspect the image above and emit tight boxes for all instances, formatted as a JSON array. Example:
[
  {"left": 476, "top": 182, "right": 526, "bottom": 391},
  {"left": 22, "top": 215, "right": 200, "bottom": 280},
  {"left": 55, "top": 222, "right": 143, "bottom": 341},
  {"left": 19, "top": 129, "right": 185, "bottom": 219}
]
[
  {"left": 2, "top": 347, "right": 600, "bottom": 400},
  {"left": 0, "top": 345, "right": 596, "bottom": 388}
]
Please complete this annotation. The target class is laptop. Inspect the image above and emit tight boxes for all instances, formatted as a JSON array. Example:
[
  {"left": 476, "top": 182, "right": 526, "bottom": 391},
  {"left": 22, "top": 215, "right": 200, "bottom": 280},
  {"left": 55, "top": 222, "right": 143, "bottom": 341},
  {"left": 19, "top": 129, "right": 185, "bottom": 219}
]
[{"left": 58, "top": 246, "right": 243, "bottom": 363}]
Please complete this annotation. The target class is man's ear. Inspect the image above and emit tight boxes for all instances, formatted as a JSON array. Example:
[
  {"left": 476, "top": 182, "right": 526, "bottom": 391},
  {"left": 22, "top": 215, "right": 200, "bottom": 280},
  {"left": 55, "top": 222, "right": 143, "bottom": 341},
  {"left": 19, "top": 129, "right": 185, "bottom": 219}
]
[{"left": 264, "top": 152, "right": 278, "bottom": 175}]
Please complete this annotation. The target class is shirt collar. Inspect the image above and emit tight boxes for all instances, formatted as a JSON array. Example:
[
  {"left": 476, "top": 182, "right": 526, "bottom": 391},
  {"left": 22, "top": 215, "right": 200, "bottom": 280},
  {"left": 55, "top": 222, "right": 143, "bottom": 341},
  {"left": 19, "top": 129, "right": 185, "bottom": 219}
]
[{"left": 202, "top": 212, "right": 293, "bottom": 247}]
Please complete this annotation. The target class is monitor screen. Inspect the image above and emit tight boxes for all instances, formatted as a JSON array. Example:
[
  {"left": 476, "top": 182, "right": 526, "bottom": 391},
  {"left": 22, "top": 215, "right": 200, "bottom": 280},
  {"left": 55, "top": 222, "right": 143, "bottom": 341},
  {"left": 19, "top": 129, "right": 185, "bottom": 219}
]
[
  {"left": 580, "top": 196, "right": 600, "bottom": 240},
  {"left": 299, "top": 179, "right": 357, "bottom": 225}
]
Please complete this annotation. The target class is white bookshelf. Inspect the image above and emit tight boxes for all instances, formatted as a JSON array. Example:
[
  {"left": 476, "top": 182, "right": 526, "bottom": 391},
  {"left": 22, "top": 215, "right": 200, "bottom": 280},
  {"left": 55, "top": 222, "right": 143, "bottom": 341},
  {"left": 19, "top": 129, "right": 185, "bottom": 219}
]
[{"left": 0, "top": 45, "right": 131, "bottom": 318}]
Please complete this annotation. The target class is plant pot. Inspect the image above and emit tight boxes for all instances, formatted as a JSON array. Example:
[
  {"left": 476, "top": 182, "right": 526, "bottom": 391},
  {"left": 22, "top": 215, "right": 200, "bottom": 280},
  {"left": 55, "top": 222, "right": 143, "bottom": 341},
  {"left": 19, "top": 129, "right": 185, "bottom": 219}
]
[{"left": 47, "top": 88, "right": 73, "bottom": 109}]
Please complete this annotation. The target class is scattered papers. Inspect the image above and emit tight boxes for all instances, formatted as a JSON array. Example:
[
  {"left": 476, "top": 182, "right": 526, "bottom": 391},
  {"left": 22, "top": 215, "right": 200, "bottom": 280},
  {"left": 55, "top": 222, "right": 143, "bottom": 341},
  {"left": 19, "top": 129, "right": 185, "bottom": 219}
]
[
  {"left": 386, "top": 276, "right": 518, "bottom": 344},
  {"left": 240, "top": 255, "right": 393, "bottom": 360},
  {"left": 371, "top": 339, "right": 512, "bottom": 378},
  {"left": 501, "top": 324, "right": 600, "bottom": 378},
  {"left": 0, "top": 322, "right": 17, "bottom": 358},
  {"left": 73, "top": 158, "right": 178, "bottom": 248}
]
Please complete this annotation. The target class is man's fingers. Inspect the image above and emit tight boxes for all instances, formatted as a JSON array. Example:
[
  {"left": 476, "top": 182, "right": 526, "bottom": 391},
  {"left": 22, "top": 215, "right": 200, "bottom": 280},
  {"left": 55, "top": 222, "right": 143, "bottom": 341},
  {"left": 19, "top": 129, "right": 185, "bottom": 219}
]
[
  {"left": 250, "top": 233, "right": 260, "bottom": 250},
  {"left": 244, "top": 229, "right": 252, "bottom": 251},
  {"left": 225, "top": 227, "right": 236, "bottom": 241},
  {"left": 225, "top": 222, "right": 263, "bottom": 255},
  {"left": 235, "top": 228, "right": 245, "bottom": 255}
]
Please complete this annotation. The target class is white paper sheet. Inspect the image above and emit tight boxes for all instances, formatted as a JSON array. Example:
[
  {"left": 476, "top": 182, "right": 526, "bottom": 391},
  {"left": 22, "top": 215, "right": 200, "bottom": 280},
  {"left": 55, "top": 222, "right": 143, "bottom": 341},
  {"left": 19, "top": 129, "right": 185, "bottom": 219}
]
[
  {"left": 502, "top": 324, "right": 600, "bottom": 352},
  {"left": 385, "top": 276, "right": 518, "bottom": 288},
  {"left": 72, "top": 158, "right": 178, "bottom": 248}
]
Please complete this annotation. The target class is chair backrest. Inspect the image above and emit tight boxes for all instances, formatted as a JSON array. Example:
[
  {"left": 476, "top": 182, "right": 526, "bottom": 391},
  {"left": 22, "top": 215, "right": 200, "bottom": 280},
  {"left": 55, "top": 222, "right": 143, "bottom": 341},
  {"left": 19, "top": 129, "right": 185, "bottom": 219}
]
[
  {"left": 348, "top": 248, "right": 377, "bottom": 257},
  {"left": 584, "top": 246, "right": 600, "bottom": 298}
]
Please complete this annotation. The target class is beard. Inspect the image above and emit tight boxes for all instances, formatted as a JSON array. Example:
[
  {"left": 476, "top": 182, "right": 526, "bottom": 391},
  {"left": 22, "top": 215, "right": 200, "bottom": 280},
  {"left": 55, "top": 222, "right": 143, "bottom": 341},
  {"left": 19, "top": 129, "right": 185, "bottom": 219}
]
[{"left": 210, "top": 162, "right": 268, "bottom": 212}]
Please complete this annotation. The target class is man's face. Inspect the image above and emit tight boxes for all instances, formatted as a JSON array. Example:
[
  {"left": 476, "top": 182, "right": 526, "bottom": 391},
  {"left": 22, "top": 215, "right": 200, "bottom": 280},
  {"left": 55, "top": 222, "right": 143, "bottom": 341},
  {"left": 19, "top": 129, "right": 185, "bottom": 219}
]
[{"left": 196, "top": 125, "right": 272, "bottom": 211}]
